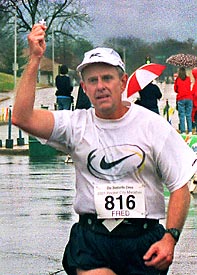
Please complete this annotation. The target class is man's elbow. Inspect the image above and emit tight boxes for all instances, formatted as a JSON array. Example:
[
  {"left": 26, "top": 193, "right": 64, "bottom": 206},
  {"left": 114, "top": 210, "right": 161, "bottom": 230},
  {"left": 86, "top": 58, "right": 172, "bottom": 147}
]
[{"left": 12, "top": 113, "right": 31, "bottom": 131}]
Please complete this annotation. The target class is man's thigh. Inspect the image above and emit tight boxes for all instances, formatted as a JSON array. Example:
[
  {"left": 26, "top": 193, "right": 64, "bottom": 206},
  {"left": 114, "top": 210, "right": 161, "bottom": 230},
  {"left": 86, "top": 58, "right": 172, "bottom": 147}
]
[{"left": 77, "top": 267, "right": 117, "bottom": 275}]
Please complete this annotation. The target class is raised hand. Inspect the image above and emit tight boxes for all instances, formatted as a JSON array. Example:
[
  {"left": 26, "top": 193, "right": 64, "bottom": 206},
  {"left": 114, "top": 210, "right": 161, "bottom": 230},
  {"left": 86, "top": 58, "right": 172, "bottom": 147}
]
[{"left": 28, "top": 23, "right": 47, "bottom": 59}]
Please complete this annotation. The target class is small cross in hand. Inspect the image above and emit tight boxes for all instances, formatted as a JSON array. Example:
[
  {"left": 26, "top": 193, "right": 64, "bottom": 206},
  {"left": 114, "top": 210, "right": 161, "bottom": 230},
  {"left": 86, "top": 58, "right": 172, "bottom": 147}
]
[{"left": 39, "top": 19, "right": 46, "bottom": 26}]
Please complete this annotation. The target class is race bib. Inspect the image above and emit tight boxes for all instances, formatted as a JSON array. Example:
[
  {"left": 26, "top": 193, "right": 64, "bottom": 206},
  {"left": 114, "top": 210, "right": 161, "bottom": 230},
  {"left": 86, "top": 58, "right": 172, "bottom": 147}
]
[{"left": 94, "top": 182, "right": 146, "bottom": 219}]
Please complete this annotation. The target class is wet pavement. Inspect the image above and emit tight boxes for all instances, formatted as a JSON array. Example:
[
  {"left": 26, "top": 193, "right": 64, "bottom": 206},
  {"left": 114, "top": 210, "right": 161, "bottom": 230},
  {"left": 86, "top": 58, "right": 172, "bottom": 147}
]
[
  {"left": 0, "top": 84, "right": 197, "bottom": 274},
  {"left": 0, "top": 155, "right": 77, "bottom": 275},
  {"left": 169, "top": 195, "right": 197, "bottom": 275}
]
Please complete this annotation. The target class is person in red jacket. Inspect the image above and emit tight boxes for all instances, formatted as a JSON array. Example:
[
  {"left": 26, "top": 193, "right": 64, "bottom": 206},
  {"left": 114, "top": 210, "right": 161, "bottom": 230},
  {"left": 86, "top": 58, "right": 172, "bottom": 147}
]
[
  {"left": 191, "top": 68, "right": 197, "bottom": 133},
  {"left": 174, "top": 67, "right": 192, "bottom": 134}
]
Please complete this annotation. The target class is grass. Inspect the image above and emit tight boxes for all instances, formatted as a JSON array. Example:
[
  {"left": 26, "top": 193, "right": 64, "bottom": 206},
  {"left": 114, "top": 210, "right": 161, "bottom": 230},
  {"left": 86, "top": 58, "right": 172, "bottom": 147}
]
[
  {"left": 0, "top": 72, "right": 51, "bottom": 93},
  {"left": 0, "top": 72, "right": 15, "bottom": 92}
]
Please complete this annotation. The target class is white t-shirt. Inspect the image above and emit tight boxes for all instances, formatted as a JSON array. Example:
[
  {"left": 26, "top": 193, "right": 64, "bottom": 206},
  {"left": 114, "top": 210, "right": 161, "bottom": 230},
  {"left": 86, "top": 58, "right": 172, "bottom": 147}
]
[{"left": 45, "top": 103, "right": 197, "bottom": 219}]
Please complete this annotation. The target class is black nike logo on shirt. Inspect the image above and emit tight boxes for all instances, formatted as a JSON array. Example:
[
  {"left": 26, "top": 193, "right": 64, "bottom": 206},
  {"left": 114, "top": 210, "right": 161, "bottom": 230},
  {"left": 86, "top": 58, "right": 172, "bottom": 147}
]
[
  {"left": 192, "top": 159, "right": 197, "bottom": 166},
  {"left": 100, "top": 154, "right": 134, "bottom": 169}
]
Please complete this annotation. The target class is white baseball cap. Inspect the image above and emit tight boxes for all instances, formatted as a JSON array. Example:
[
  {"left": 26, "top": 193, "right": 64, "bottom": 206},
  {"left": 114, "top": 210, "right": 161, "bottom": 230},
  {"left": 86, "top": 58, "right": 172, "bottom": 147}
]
[{"left": 77, "top": 47, "right": 125, "bottom": 72}]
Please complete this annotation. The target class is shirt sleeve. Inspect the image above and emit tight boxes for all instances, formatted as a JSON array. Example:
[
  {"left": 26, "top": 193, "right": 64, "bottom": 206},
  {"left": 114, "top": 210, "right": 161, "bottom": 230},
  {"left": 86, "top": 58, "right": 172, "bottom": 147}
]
[
  {"left": 156, "top": 128, "right": 197, "bottom": 192},
  {"left": 42, "top": 110, "right": 74, "bottom": 153},
  {"left": 174, "top": 79, "right": 178, "bottom": 93}
]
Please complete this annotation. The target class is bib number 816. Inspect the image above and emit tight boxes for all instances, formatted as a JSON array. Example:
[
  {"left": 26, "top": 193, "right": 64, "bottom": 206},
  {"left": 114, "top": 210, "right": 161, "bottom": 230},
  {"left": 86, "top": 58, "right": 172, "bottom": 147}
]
[{"left": 105, "top": 195, "right": 135, "bottom": 210}]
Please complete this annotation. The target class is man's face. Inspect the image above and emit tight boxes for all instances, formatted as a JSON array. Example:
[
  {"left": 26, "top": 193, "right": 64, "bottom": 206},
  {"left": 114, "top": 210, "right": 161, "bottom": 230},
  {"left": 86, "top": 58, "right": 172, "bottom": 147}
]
[{"left": 81, "top": 63, "right": 128, "bottom": 119}]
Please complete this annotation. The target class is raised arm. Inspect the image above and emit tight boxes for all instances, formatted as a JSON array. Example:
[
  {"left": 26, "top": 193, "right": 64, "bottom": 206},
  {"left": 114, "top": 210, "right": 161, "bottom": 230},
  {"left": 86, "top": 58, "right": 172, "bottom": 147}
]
[{"left": 12, "top": 24, "right": 54, "bottom": 139}]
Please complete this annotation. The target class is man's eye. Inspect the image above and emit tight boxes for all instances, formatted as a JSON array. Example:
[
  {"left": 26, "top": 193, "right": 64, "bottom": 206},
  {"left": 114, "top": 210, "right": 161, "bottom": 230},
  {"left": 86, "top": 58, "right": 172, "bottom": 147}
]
[
  {"left": 89, "top": 78, "right": 98, "bottom": 83},
  {"left": 103, "top": 75, "right": 113, "bottom": 81}
]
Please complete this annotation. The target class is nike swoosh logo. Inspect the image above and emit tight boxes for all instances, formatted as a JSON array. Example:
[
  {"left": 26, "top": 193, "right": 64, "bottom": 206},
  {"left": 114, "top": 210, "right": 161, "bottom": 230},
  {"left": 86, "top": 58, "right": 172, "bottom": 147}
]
[
  {"left": 192, "top": 159, "right": 197, "bottom": 166},
  {"left": 100, "top": 154, "right": 134, "bottom": 169}
]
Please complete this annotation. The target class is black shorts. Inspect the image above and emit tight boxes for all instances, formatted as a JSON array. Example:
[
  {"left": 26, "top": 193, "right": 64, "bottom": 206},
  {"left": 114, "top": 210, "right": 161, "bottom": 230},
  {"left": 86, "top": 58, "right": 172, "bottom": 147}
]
[{"left": 62, "top": 216, "right": 167, "bottom": 275}]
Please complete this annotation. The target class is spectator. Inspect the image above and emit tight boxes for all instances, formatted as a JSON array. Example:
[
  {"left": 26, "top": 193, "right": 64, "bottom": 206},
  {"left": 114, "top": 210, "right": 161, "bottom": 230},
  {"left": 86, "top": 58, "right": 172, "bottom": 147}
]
[
  {"left": 174, "top": 67, "right": 193, "bottom": 134},
  {"left": 75, "top": 84, "right": 91, "bottom": 109},
  {"left": 135, "top": 82, "right": 162, "bottom": 114},
  {"left": 192, "top": 68, "right": 197, "bottom": 133},
  {"left": 55, "top": 64, "right": 73, "bottom": 110}
]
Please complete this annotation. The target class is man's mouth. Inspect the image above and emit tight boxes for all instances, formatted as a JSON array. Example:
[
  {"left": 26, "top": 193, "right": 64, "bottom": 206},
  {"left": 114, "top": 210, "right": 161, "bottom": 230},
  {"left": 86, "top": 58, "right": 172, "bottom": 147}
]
[{"left": 96, "top": 94, "right": 110, "bottom": 100}]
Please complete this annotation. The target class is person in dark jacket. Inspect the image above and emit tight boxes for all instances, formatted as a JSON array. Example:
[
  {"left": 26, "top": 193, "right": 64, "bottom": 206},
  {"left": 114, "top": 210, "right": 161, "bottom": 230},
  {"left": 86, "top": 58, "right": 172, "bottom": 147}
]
[
  {"left": 55, "top": 65, "right": 73, "bottom": 110},
  {"left": 136, "top": 82, "right": 162, "bottom": 114},
  {"left": 75, "top": 84, "right": 91, "bottom": 110}
]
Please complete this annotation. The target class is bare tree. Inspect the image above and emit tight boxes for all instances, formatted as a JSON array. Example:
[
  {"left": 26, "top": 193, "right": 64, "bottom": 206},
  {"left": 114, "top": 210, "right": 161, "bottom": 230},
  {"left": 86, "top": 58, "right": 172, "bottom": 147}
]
[
  {"left": 0, "top": 12, "right": 25, "bottom": 74},
  {"left": 0, "top": 0, "right": 91, "bottom": 79},
  {"left": 0, "top": 0, "right": 90, "bottom": 38}
]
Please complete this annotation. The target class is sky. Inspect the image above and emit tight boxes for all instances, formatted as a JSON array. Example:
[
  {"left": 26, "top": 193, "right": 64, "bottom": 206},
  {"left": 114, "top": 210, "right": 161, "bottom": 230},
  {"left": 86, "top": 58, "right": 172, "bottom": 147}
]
[{"left": 80, "top": 0, "right": 197, "bottom": 46}]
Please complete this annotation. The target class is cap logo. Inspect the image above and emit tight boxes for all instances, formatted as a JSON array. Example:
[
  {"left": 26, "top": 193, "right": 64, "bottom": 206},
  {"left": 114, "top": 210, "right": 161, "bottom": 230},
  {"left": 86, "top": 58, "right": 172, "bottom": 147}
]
[{"left": 89, "top": 53, "right": 102, "bottom": 58}]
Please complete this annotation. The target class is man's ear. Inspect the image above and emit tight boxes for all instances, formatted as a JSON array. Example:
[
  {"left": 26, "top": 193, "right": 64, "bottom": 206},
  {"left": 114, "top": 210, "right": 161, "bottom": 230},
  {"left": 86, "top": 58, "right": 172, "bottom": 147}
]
[
  {"left": 80, "top": 81, "right": 87, "bottom": 93},
  {"left": 121, "top": 73, "right": 128, "bottom": 93}
]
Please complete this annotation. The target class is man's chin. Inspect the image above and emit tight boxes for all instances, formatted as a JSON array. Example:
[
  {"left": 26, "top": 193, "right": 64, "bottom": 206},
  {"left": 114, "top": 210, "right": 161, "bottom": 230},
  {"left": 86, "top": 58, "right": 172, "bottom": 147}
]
[{"left": 95, "top": 105, "right": 116, "bottom": 118}]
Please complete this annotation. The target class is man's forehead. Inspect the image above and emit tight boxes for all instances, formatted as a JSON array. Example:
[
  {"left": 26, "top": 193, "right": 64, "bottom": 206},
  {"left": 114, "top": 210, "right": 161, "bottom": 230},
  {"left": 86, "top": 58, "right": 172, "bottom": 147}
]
[
  {"left": 84, "top": 70, "right": 118, "bottom": 82},
  {"left": 87, "top": 72, "right": 113, "bottom": 79},
  {"left": 84, "top": 62, "right": 116, "bottom": 71},
  {"left": 82, "top": 63, "right": 118, "bottom": 75}
]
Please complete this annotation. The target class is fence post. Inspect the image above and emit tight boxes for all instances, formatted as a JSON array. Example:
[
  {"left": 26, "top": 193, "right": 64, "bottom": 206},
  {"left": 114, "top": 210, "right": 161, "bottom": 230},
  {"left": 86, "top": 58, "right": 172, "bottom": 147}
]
[
  {"left": 0, "top": 108, "right": 4, "bottom": 147},
  {"left": 166, "top": 99, "right": 169, "bottom": 123},
  {"left": 5, "top": 106, "right": 13, "bottom": 149},
  {"left": 17, "top": 129, "right": 25, "bottom": 146}
]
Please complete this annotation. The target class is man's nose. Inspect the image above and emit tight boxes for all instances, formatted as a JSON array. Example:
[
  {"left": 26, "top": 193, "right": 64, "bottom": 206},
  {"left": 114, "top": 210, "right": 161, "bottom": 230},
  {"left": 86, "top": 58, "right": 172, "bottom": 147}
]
[{"left": 97, "top": 78, "right": 105, "bottom": 90}]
